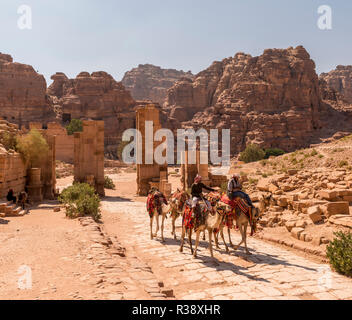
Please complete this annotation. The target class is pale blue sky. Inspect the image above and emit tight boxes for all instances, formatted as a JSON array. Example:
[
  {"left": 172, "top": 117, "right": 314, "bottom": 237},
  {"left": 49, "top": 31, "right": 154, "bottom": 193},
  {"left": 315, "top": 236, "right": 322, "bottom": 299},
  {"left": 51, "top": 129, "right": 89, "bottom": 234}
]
[{"left": 0, "top": 0, "right": 350, "bottom": 84}]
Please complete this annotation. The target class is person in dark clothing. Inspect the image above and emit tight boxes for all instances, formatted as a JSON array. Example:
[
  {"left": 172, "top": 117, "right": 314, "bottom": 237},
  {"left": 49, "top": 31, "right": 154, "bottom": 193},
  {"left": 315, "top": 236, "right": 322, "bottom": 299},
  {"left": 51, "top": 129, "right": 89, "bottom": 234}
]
[
  {"left": 18, "top": 191, "right": 27, "bottom": 210},
  {"left": 227, "top": 174, "right": 254, "bottom": 207},
  {"left": 6, "top": 189, "right": 16, "bottom": 204},
  {"left": 191, "top": 175, "right": 215, "bottom": 219}
]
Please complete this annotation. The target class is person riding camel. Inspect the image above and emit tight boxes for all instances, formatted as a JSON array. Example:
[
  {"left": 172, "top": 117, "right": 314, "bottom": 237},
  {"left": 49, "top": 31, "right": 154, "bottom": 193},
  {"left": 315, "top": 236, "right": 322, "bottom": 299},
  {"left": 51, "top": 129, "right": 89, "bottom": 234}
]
[
  {"left": 227, "top": 174, "right": 254, "bottom": 208},
  {"left": 191, "top": 175, "right": 215, "bottom": 220}
]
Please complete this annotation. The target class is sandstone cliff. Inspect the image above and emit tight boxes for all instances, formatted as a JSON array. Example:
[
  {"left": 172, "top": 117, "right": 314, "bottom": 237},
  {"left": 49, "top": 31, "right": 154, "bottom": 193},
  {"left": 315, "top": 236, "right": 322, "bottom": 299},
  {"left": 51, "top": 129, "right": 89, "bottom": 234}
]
[
  {"left": 122, "top": 64, "right": 193, "bottom": 105},
  {"left": 320, "top": 66, "right": 352, "bottom": 103},
  {"left": 48, "top": 71, "right": 137, "bottom": 157},
  {"left": 0, "top": 53, "right": 56, "bottom": 128},
  {"left": 164, "top": 46, "right": 351, "bottom": 155}
]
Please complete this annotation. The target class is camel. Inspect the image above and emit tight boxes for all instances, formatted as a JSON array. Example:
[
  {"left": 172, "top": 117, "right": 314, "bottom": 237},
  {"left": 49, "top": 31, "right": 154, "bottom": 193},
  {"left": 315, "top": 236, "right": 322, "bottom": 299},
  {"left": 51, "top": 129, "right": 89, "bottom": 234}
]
[
  {"left": 147, "top": 189, "right": 170, "bottom": 242},
  {"left": 168, "top": 189, "right": 190, "bottom": 240},
  {"left": 179, "top": 196, "right": 225, "bottom": 258},
  {"left": 215, "top": 200, "right": 261, "bottom": 255}
]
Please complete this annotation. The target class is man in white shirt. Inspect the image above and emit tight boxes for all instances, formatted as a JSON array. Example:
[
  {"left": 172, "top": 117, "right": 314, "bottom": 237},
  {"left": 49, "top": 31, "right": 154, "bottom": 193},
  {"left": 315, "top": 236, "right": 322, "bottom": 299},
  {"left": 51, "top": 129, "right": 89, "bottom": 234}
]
[{"left": 227, "top": 174, "right": 254, "bottom": 207}]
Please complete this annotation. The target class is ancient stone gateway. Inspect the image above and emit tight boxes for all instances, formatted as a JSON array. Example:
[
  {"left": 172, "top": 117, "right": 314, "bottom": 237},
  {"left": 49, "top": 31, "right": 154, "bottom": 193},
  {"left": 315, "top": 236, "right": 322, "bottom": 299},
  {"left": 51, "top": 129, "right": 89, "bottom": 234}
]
[
  {"left": 136, "top": 104, "right": 171, "bottom": 196},
  {"left": 74, "top": 120, "right": 105, "bottom": 196},
  {"left": 181, "top": 150, "right": 227, "bottom": 190}
]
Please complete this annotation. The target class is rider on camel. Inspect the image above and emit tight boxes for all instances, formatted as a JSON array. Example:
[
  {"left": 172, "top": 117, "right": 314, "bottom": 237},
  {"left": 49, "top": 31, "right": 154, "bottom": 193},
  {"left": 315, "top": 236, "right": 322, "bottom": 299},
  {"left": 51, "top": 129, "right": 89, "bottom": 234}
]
[
  {"left": 191, "top": 175, "right": 215, "bottom": 219},
  {"left": 227, "top": 174, "right": 254, "bottom": 208}
]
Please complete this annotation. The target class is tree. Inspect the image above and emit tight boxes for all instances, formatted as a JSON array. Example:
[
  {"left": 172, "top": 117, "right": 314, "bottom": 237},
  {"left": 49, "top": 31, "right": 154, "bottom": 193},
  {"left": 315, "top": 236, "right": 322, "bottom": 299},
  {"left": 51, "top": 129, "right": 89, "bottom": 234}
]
[
  {"left": 66, "top": 119, "right": 83, "bottom": 136},
  {"left": 16, "top": 129, "right": 49, "bottom": 168},
  {"left": 239, "top": 144, "right": 265, "bottom": 163}
]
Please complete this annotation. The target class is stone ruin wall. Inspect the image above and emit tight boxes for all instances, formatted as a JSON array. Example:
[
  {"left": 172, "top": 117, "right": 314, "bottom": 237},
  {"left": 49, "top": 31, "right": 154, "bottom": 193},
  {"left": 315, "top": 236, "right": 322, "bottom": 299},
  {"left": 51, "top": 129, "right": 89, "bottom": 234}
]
[{"left": 74, "top": 120, "right": 105, "bottom": 196}]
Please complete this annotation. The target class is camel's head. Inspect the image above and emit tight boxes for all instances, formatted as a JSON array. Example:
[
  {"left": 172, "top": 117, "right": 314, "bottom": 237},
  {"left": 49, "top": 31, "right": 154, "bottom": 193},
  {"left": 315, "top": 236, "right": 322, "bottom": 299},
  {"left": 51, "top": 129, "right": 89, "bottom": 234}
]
[{"left": 251, "top": 206, "right": 262, "bottom": 233}]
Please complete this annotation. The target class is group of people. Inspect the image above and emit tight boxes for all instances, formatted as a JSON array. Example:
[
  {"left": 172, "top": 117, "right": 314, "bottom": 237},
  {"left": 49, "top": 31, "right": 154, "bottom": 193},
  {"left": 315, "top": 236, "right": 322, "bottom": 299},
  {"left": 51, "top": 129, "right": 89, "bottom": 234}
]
[{"left": 190, "top": 173, "right": 253, "bottom": 217}]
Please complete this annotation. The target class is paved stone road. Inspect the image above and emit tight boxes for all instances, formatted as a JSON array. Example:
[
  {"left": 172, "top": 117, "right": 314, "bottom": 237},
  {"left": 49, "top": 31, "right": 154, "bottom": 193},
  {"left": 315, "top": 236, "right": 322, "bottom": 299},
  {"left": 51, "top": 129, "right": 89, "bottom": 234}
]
[{"left": 102, "top": 199, "right": 352, "bottom": 300}]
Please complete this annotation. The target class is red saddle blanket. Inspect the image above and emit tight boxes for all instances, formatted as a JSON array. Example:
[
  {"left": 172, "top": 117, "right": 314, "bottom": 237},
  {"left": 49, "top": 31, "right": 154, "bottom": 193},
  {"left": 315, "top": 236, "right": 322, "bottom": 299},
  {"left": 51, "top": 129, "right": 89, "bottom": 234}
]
[{"left": 220, "top": 195, "right": 250, "bottom": 213}]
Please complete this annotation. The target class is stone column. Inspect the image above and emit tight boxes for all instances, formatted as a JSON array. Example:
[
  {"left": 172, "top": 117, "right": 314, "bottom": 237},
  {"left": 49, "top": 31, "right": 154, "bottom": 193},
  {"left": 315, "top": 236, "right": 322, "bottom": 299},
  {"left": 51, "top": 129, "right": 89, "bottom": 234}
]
[
  {"left": 136, "top": 104, "right": 165, "bottom": 196},
  {"left": 74, "top": 120, "right": 105, "bottom": 196}
]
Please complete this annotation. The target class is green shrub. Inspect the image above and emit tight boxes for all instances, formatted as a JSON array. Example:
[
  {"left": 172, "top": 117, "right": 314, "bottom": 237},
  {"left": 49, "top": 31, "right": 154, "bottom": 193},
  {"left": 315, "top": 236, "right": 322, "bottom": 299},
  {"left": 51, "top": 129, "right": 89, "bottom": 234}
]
[
  {"left": 16, "top": 129, "right": 49, "bottom": 168},
  {"left": 339, "top": 160, "right": 348, "bottom": 168},
  {"left": 239, "top": 144, "right": 265, "bottom": 163},
  {"left": 264, "top": 148, "right": 285, "bottom": 159},
  {"left": 59, "top": 183, "right": 101, "bottom": 222},
  {"left": 66, "top": 119, "right": 83, "bottom": 136},
  {"left": 220, "top": 182, "right": 228, "bottom": 193},
  {"left": 327, "top": 231, "right": 352, "bottom": 277},
  {"left": 0, "top": 131, "right": 17, "bottom": 151},
  {"left": 310, "top": 149, "right": 318, "bottom": 157},
  {"left": 104, "top": 176, "right": 116, "bottom": 190}
]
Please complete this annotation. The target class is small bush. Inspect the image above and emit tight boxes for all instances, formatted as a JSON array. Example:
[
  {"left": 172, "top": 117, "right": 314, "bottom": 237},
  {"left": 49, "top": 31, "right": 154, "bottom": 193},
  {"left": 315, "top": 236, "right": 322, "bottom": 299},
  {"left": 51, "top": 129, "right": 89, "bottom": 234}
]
[
  {"left": 310, "top": 149, "right": 318, "bottom": 157},
  {"left": 59, "top": 183, "right": 101, "bottom": 222},
  {"left": 327, "top": 231, "right": 352, "bottom": 277},
  {"left": 16, "top": 129, "right": 49, "bottom": 168},
  {"left": 264, "top": 148, "right": 285, "bottom": 159},
  {"left": 239, "top": 144, "right": 265, "bottom": 163},
  {"left": 339, "top": 160, "right": 348, "bottom": 168},
  {"left": 66, "top": 119, "right": 83, "bottom": 136},
  {"left": 104, "top": 176, "right": 116, "bottom": 190}
]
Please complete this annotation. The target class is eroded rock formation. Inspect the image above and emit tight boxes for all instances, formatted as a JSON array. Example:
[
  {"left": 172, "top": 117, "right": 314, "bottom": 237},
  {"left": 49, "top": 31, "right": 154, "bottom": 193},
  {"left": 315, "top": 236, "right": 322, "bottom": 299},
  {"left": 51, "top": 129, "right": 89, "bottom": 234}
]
[
  {"left": 320, "top": 66, "right": 352, "bottom": 104},
  {"left": 122, "top": 64, "right": 193, "bottom": 105},
  {"left": 164, "top": 46, "right": 351, "bottom": 155},
  {"left": 0, "top": 53, "right": 56, "bottom": 128}
]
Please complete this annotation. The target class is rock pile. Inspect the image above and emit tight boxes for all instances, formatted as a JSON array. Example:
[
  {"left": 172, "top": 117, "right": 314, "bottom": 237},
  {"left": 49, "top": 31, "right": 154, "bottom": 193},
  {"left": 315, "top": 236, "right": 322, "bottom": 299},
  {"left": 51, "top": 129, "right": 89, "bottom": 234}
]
[{"left": 252, "top": 168, "right": 352, "bottom": 246}]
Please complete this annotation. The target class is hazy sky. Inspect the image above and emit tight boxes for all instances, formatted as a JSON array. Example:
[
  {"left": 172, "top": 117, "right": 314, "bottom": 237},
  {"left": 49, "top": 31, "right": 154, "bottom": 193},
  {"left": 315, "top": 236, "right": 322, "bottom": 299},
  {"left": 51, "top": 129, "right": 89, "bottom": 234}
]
[{"left": 0, "top": 0, "right": 350, "bottom": 84}]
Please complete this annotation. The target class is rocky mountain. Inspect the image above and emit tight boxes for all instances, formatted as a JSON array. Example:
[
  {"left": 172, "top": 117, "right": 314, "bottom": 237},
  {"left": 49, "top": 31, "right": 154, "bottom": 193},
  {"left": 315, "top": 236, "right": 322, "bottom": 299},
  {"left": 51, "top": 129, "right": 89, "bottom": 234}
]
[
  {"left": 163, "top": 46, "right": 352, "bottom": 155},
  {"left": 47, "top": 71, "right": 137, "bottom": 157},
  {"left": 0, "top": 53, "right": 56, "bottom": 128},
  {"left": 320, "top": 66, "right": 352, "bottom": 103},
  {"left": 122, "top": 64, "right": 193, "bottom": 105}
]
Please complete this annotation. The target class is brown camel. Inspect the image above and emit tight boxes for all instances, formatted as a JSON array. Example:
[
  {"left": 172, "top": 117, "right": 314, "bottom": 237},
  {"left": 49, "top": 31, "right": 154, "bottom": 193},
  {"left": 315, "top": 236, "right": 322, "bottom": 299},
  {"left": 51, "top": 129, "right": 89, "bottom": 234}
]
[
  {"left": 215, "top": 201, "right": 261, "bottom": 255},
  {"left": 147, "top": 189, "right": 170, "bottom": 242},
  {"left": 179, "top": 199, "right": 224, "bottom": 258},
  {"left": 168, "top": 189, "right": 190, "bottom": 240}
]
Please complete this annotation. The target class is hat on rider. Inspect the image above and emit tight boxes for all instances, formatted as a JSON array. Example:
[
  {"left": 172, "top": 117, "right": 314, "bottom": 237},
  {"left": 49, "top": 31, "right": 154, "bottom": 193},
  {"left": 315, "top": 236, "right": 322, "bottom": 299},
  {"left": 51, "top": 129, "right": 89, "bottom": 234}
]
[
  {"left": 194, "top": 175, "right": 202, "bottom": 183},
  {"left": 232, "top": 173, "right": 240, "bottom": 179}
]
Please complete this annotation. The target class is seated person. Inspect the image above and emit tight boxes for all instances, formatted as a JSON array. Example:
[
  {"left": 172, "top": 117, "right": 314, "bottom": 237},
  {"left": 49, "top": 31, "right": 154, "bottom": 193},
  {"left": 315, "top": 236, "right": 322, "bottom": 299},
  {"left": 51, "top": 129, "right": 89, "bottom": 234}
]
[
  {"left": 6, "top": 189, "right": 17, "bottom": 204},
  {"left": 227, "top": 174, "right": 254, "bottom": 207},
  {"left": 191, "top": 175, "right": 215, "bottom": 216}
]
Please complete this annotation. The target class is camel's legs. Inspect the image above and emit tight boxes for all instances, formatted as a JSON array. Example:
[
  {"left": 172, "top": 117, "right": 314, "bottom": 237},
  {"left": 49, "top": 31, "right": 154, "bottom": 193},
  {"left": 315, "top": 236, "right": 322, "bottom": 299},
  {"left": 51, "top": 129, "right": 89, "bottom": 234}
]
[
  {"left": 171, "top": 214, "right": 177, "bottom": 240},
  {"left": 215, "top": 228, "right": 220, "bottom": 249},
  {"left": 193, "top": 230, "right": 201, "bottom": 258},
  {"left": 228, "top": 227, "right": 233, "bottom": 247},
  {"left": 202, "top": 231, "right": 206, "bottom": 241},
  {"left": 161, "top": 213, "right": 166, "bottom": 242},
  {"left": 179, "top": 226, "right": 186, "bottom": 252},
  {"left": 233, "top": 223, "right": 244, "bottom": 251},
  {"left": 150, "top": 216, "right": 154, "bottom": 240},
  {"left": 243, "top": 223, "right": 251, "bottom": 255},
  {"left": 220, "top": 228, "right": 229, "bottom": 253},
  {"left": 154, "top": 212, "right": 160, "bottom": 238},
  {"left": 188, "top": 228, "right": 193, "bottom": 255},
  {"left": 208, "top": 229, "right": 214, "bottom": 258}
]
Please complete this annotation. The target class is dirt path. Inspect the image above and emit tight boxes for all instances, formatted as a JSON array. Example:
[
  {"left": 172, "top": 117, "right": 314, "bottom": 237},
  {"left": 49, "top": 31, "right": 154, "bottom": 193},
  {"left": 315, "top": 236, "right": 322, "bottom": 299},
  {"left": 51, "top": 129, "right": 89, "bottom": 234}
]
[{"left": 102, "top": 173, "right": 352, "bottom": 300}]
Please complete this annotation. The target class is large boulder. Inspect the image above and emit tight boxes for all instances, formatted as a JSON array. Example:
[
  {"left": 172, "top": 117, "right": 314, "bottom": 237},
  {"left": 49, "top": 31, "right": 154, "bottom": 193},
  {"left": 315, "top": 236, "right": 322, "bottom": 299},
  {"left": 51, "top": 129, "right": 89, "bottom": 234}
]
[{"left": 322, "top": 202, "right": 350, "bottom": 217}]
